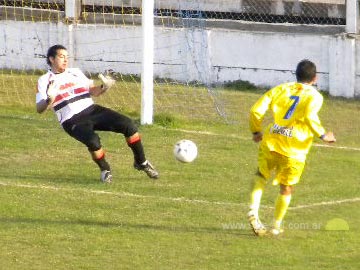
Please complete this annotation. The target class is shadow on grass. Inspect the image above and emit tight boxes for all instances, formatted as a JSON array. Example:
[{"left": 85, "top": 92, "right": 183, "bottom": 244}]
[
  {"left": 0, "top": 216, "right": 253, "bottom": 237},
  {"left": 2, "top": 169, "right": 154, "bottom": 186},
  {"left": 2, "top": 172, "right": 97, "bottom": 185}
]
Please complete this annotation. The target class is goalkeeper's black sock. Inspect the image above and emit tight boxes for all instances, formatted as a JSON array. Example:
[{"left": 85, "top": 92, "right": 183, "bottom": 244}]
[
  {"left": 93, "top": 153, "right": 111, "bottom": 171},
  {"left": 128, "top": 140, "right": 146, "bottom": 165}
]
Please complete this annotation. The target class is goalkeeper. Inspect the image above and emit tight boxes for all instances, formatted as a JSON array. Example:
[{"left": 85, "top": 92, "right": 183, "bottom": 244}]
[
  {"left": 36, "top": 44, "right": 159, "bottom": 183},
  {"left": 248, "top": 59, "right": 335, "bottom": 236}
]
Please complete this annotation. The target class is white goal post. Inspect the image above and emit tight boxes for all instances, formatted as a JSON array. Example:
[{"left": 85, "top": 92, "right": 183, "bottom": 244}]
[
  {"left": 64, "top": 0, "right": 155, "bottom": 125},
  {"left": 141, "top": 0, "right": 155, "bottom": 125},
  {"left": 346, "top": 0, "right": 359, "bottom": 33}
]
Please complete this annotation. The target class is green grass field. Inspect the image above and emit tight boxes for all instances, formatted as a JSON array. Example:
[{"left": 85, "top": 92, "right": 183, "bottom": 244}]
[{"left": 0, "top": 76, "right": 359, "bottom": 269}]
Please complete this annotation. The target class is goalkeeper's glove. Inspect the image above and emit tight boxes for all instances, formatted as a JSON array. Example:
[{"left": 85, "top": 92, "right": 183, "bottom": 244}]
[
  {"left": 98, "top": 73, "right": 115, "bottom": 91},
  {"left": 46, "top": 80, "right": 57, "bottom": 104}
]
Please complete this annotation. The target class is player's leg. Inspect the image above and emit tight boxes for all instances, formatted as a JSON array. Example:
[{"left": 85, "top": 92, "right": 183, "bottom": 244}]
[
  {"left": 125, "top": 132, "right": 146, "bottom": 166},
  {"left": 91, "top": 105, "right": 158, "bottom": 179},
  {"left": 271, "top": 156, "right": 305, "bottom": 235},
  {"left": 62, "top": 118, "right": 112, "bottom": 183},
  {"left": 272, "top": 184, "right": 294, "bottom": 235},
  {"left": 248, "top": 171, "right": 268, "bottom": 236},
  {"left": 248, "top": 144, "right": 273, "bottom": 236},
  {"left": 126, "top": 132, "right": 159, "bottom": 179},
  {"left": 249, "top": 171, "right": 266, "bottom": 220},
  {"left": 90, "top": 147, "right": 112, "bottom": 183}
]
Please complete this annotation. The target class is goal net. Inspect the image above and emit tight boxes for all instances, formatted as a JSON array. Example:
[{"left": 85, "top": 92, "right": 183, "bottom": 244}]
[
  {"left": 0, "top": 0, "right": 346, "bottom": 125},
  {"left": 0, "top": 0, "right": 240, "bottom": 125}
]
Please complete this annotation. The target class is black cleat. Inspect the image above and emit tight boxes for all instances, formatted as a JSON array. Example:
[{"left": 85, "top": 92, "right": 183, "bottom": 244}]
[
  {"left": 100, "top": 170, "right": 112, "bottom": 183},
  {"left": 134, "top": 160, "right": 159, "bottom": 179}
]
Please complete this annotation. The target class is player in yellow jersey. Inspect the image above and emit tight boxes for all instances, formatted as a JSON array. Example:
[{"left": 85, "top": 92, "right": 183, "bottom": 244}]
[{"left": 248, "top": 59, "right": 336, "bottom": 236}]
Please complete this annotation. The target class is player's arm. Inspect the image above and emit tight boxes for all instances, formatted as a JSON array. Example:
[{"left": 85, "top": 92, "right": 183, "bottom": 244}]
[
  {"left": 36, "top": 98, "right": 52, "bottom": 113},
  {"left": 36, "top": 80, "right": 56, "bottom": 114},
  {"left": 89, "top": 74, "right": 115, "bottom": 97},
  {"left": 305, "top": 94, "right": 336, "bottom": 143},
  {"left": 320, "top": 132, "right": 336, "bottom": 143},
  {"left": 249, "top": 90, "right": 272, "bottom": 142},
  {"left": 89, "top": 85, "right": 105, "bottom": 97}
]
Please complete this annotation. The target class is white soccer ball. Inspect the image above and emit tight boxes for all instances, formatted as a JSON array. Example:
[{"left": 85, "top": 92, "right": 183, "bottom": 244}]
[{"left": 173, "top": 139, "right": 198, "bottom": 163}]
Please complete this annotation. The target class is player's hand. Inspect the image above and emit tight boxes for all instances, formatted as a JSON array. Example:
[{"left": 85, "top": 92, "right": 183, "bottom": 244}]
[
  {"left": 98, "top": 74, "right": 115, "bottom": 91},
  {"left": 46, "top": 80, "right": 57, "bottom": 104},
  {"left": 252, "top": 132, "right": 263, "bottom": 143},
  {"left": 321, "top": 131, "right": 336, "bottom": 143}
]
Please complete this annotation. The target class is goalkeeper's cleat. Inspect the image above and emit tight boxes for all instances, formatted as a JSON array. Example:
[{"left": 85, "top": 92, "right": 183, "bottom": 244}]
[
  {"left": 100, "top": 170, "right": 112, "bottom": 183},
  {"left": 134, "top": 160, "right": 159, "bottom": 179},
  {"left": 248, "top": 212, "right": 267, "bottom": 236}
]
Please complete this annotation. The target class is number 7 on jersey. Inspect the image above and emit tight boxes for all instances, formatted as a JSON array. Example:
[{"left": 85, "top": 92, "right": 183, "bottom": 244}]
[{"left": 283, "top": 95, "right": 300, "bottom": 119}]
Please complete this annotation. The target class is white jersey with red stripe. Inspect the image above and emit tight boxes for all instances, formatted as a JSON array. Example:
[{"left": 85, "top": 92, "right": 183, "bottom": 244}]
[{"left": 36, "top": 68, "right": 94, "bottom": 124}]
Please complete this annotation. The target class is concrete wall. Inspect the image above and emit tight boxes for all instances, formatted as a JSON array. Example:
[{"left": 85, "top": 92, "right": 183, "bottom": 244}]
[{"left": 0, "top": 19, "right": 359, "bottom": 97}]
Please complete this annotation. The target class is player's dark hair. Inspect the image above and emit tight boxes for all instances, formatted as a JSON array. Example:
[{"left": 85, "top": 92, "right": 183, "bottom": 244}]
[
  {"left": 296, "top": 59, "right": 317, "bottom": 83},
  {"left": 46, "top": 44, "right": 67, "bottom": 66}
]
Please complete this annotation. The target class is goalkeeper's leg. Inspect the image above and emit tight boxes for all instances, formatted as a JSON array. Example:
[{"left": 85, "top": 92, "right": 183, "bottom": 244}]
[
  {"left": 91, "top": 106, "right": 159, "bottom": 179},
  {"left": 126, "top": 133, "right": 159, "bottom": 179},
  {"left": 86, "top": 133, "right": 112, "bottom": 183},
  {"left": 126, "top": 132, "right": 145, "bottom": 165},
  {"left": 62, "top": 116, "right": 112, "bottom": 183},
  {"left": 90, "top": 148, "right": 112, "bottom": 183}
]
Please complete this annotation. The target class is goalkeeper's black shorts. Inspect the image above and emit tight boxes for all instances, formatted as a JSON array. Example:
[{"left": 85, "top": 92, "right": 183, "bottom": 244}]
[{"left": 62, "top": 104, "right": 138, "bottom": 151}]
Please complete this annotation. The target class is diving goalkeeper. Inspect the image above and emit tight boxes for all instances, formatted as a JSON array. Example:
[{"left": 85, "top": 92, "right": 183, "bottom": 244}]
[
  {"left": 36, "top": 44, "right": 159, "bottom": 183},
  {"left": 248, "top": 59, "right": 335, "bottom": 236}
]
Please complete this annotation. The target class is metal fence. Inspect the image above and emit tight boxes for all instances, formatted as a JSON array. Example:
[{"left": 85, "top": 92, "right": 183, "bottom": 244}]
[{"left": 0, "top": 0, "right": 347, "bottom": 25}]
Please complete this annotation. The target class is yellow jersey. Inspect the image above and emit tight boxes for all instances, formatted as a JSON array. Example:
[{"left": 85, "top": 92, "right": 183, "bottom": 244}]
[{"left": 249, "top": 82, "right": 326, "bottom": 162}]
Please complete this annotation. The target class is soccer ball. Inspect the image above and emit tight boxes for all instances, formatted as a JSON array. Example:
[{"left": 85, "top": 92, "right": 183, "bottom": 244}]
[{"left": 173, "top": 139, "right": 198, "bottom": 163}]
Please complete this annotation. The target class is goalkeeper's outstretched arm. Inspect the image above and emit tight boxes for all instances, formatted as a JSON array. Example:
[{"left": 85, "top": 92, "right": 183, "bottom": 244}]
[
  {"left": 90, "top": 74, "right": 115, "bottom": 97},
  {"left": 36, "top": 80, "right": 57, "bottom": 113},
  {"left": 36, "top": 99, "right": 51, "bottom": 113},
  {"left": 89, "top": 84, "right": 106, "bottom": 97}
]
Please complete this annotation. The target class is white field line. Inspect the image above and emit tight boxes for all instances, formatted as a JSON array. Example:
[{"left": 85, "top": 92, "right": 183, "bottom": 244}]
[
  {"left": 290, "top": 197, "right": 360, "bottom": 209},
  {"left": 165, "top": 127, "right": 360, "bottom": 151},
  {"left": 0, "top": 181, "right": 359, "bottom": 211}
]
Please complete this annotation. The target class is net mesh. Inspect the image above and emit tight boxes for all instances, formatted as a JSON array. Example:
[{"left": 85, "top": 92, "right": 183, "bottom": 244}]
[{"left": 0, "top": 0, "right": 347, "bottom": 124}]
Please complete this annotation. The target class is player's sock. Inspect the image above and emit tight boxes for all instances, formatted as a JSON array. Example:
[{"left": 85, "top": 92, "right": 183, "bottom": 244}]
[
  {"left": 127, "top": 135, "right": 146, "bottom": 165},
  {"left": 249, "top": 175, "right": 266, "bottom": 217},
  {"left": 92, "top": 151, "right": 111, "bottom": 171},
  {"left": 274, "top": 194, "right": 292, "bottom": 227}
]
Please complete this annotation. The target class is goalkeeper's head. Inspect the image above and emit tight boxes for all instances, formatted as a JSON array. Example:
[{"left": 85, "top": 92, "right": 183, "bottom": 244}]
[
  {"left": 46, "top": 44, "right": 68, "bottom": 74},
  {"left": 46, "top": 44, "right": 67, "bottom": 66},
  {"left": 296, "top": 59, "right": 317, "bottom": 84}
]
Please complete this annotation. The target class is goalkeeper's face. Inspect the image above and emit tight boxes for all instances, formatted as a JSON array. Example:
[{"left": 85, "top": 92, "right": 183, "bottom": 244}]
[{"left": 50, "top": 49, "right": 69, "bottom": 74}]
